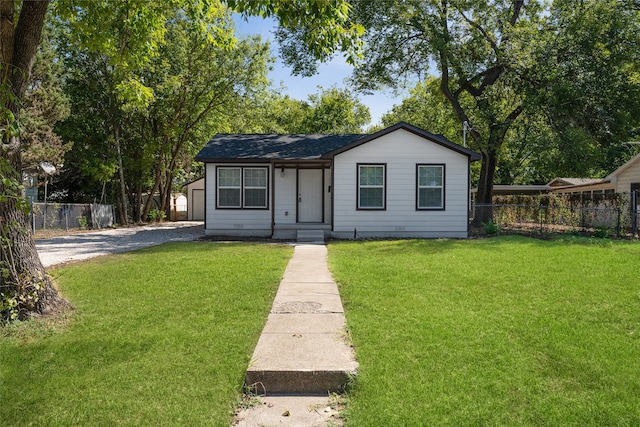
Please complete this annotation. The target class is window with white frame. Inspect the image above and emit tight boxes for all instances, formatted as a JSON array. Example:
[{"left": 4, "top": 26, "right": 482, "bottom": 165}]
[
  {"left": 358, "top": 164, "right": 386, "bottom": 209},
  {"left": 417, "top": 164, "right": 445, "bottom": 209},
  {"left": 217, "top": 166, "right": 268, "bottom": 209}
]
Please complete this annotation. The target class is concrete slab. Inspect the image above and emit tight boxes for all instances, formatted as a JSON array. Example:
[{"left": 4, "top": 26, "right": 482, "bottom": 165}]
[
  {"left": 233, "top": 395, "right": 344, "bottom": 427},
  {"left": 280, "top": 245, "right": 334, "bottom": 283},
  {"left": 282, "top": 269, "right": 334, "bottom": 284},
  {"left": 248, "top": 333, "right": 356, "bottom": 372},
  {"left": 261, "top": 314, "right": 345, "bottom": 334},
  {"left": 275, "top": 282, "right": 339, "bottom": 297},
  {"left": 271, "top": 296, "right": 344, "bottom": 314}
]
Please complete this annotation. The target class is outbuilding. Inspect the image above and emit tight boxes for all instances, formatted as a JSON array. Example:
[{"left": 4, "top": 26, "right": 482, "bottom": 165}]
[{"left": 194, "top": 122, "right": 481, "bottom": 240}]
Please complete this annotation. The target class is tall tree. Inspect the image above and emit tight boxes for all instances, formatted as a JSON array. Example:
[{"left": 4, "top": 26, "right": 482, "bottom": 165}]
[
  {"left": 299, "top": 86, "right": 370, "bottom": 133},
  {"left": 137, "top": 29, "right": 273, "bottom": 221},
  {"left": 524, "top": 0, "right": 640, "bottom": 178},
  {"left": 0, "top": 0, "right": 361, "bottom": 320},
  {"left": 278, "top": 0, "right": 640, "bottom": 201},
  {"left": 278, "top": 0, "right": 536, "bottom": 208},
  {"left": 1, "top": 0, "right": 69, "bottom": 319}
]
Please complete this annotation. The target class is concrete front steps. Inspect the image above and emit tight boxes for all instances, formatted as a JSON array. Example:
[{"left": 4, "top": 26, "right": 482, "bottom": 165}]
[
  {"left": 271, "top": 224, "right": 330, "bottom": 241},
  {"left": 296, "top": 229, "right": 325, "bottom": 243},
  {"left": 244, "top": 244, "right": 358, "bottom": 395}
]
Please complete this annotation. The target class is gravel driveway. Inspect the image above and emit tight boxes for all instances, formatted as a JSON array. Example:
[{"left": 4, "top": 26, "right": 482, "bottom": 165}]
[{"left": 36, "top": 222, "right": 204, "bottom": 267}]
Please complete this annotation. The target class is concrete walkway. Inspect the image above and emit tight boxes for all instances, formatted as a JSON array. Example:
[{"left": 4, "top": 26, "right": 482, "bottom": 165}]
[{"left": 233, "top": 244, "right": 358, "bottom": 427}]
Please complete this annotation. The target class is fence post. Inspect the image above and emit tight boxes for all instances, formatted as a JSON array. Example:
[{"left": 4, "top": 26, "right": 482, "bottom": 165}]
[
  {"left": 539, "top": 204, "right": 543, "bottom": 235},
  {"left": 632, "top": 191, "right": 637, "bottom": 238}
]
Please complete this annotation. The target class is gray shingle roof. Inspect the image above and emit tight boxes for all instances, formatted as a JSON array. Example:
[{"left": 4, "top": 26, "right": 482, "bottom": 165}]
[
  {"left": 195, "top": 122, "right": 482, "bottom": 162},
  {"left": 195, "top": 133, "right": 364, "bottom": 162}
]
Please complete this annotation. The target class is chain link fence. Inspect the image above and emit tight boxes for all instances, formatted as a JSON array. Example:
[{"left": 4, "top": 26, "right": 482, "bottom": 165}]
[
  {"left": 470, "top": 192, "right": 640, "bottom": 238},
  {"left": 471, "top": 204, "right": 630, "bottom": 237},
  {"left": 31, "top": 203, "right": 114, "bottom": 232}
]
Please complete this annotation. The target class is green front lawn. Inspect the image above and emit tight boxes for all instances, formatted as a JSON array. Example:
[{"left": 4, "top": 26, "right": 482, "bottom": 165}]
[
  {"left": 0, "top": 242, "right": 292, "bottom": 426},
  {"left": 329, "top": 236, "right": 640, "bottom": 426},
  {"left": 3, "top": 237, "right": 639, "bottom": 426}
]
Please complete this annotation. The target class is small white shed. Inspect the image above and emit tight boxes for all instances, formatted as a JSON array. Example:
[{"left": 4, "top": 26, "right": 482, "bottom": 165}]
[{"left": 185, "top": 178, "right": 205, "bottom": 221}]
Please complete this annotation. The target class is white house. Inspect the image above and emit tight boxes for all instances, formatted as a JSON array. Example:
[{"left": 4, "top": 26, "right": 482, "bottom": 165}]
[{"left": 194, "top": 122, "right": 481, "bottom": 240}]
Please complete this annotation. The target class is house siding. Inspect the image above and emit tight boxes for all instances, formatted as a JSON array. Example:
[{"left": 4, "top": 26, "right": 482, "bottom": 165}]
[
  {"left": 204, "top": 163, "right": 272, "bottom": 236},
  {"left": 614, "top": 158, "right": 640, "bottom": 193},
  {"left": 332, "top": 129, "right": 470, "bottom": 238}
]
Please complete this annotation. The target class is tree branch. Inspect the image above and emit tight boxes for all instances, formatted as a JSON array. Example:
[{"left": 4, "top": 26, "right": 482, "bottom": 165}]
[
  {"left": 455, "top": 6, "right": 500, "bottom": 58},
  {"left": 510, "top": 0, "right": 524, "bottom": 26},
  {"left": 0, "top": 0, "right": 15, "bottom": 86},
  {"left": 11, "top": 0, "right": 50, "bottom": 100}
]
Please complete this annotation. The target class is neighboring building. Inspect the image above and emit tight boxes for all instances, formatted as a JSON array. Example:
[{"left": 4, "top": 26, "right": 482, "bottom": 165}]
[
  {"left": 550, "top": 153, "right": 640, "bottom": 197},
  {"left": 547, "top": 177, "right": 604, "bottom": 189},
  {"left": 194, "top": 122, "right": 481, "bottom": 240},
  {"left": 184, "top": 178, "right": 205, "bottom": 221}
]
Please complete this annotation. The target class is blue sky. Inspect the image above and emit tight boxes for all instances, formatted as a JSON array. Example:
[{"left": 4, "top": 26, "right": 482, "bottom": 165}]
[{"left": 232, "top": 15, "right": 405, "bottom": 127}]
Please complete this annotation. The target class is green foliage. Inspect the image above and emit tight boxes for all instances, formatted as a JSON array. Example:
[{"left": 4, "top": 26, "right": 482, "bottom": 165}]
[
  {"left": 482, "top": 220, "right": 500, "bottom": 235},
  {"left": 381, "top": 77, "right": 460, "bottom": 141},
  {"left": 250, "top": 86, "right": 370, "bottom": 134},
  {"left": 147, "top": 209, "right": 165, "bottom": 223},
  {"left": 77, "top": 215, "right": 88, "bottom": 230},
  {"left": 277, "top": 0, "right": 640, "bottom": 199},
  {"left": 592, "top": 225, "right": 612, "bottom": 239},
  {"left": 0, "top": 242, "right": 292, "bottom": 425},
  {"left": 329, "top": 238, "right": 640, "bottom": 425},
  {"left": 230, "top": 0, "right": 364, "bottom": 75},
  {"left": 20, "top": 23, "right": 72, "bottom": 173},
  {"left": 300, "top": 86, "right": 370, "bottom": 133},
  {"left": 487, "top": 193, "right": 632, "bottom": 237},
  {"left": 0, "top": 278, "right": 41, "bottom": 323}
]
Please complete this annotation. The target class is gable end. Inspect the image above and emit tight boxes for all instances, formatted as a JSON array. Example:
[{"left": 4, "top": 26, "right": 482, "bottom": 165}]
[{"left": 322, "top": 122, "right": 481, "bottom": 161}]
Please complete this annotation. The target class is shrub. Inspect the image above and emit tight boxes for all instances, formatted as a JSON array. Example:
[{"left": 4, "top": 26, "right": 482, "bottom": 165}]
[
  {"left": 148, "top": 209, "right": 166, "bottom": 223},
  {"left": 482, "top": 221, "right": 499, "bottom": 235}
]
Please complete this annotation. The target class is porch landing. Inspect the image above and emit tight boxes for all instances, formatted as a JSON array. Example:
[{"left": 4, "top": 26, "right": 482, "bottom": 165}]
[{"left": 272, "top": 223, "right": 330, "bottom": 242}]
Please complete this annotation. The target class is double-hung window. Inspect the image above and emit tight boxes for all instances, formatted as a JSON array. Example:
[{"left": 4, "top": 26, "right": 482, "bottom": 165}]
[
  {"left": 217, "top": 166, "right": 268, "bottom": 209},
  {"left": 243, "top": 168, "right": 267, "bottom": 208},
  {"left": 417, "top": 164, "right": 445, "bottom": 210},
  {"left": 358, "top": 164, "right": 386, "bottom": 210}
]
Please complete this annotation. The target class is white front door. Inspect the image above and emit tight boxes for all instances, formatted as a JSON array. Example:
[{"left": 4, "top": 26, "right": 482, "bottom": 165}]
[{"left": 298, "top": 169, "right": 323, "bottom": 223}]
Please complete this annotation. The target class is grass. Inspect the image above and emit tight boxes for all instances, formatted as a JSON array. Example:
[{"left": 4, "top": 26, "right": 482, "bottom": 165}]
[
  {"left": 328, "top": 236, "right": 640, "bottom": 426},
  {"left": 0, "top": 242, "right": 292, "bottom": 427}
]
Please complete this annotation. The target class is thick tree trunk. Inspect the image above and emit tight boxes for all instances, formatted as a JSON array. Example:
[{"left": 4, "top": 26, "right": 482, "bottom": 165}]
[
  {"left": 1, "top": 147, "right": 70, "bottom": 319},
  {"left": 476, "top": 150, "right": 497, "bottom": 205},
  {"left": 1, "top": 0, "right": 70, "bottom": 319}
]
